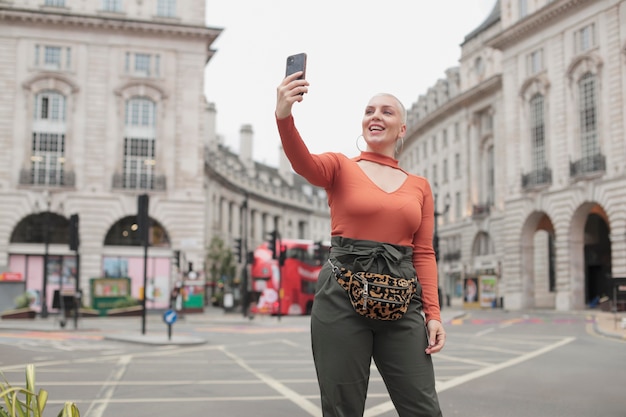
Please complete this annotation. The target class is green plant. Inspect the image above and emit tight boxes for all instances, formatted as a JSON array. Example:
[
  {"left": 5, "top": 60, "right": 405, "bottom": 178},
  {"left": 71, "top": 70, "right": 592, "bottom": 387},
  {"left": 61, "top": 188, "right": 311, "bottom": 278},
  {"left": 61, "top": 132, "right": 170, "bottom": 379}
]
[
  {"left": 111, "top": 296, "right": 140, "bottom": 309},
  {"left": 12, "top": 293, "right": 33, "bottom": 310},
  {"left": 206, "top": 236, "right": 236, "bottom": 292},
  {"left": 0, "top": 364, "right": 80, "bottom": 417}
]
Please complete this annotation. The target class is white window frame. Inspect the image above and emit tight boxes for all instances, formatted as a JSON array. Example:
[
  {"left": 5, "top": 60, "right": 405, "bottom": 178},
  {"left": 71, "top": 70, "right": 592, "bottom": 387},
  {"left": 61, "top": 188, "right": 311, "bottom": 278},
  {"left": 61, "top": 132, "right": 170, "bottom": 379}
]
[
  {"left": 44, "top": 46, "right": 62, "bottom": 70},
  {"left": 32, "top": 91, "right": 66, "bottom": 186},
  {"left": 123, "top": 98, "right": 157, "bottom": 189},
  {"left": 519, "top": 0, "right": 528, "bottom": 18},
  {"left": 125, "top": 51, "right": 161, "bottom": 78},
  {"left": 529, "top": 94, "right": 547, "bottom": 172},
  {"left": 575, "top": 23, "right": 596, "bottom": 54},
  {"left": 34, "top": 44, "right": 71, "bottom": 71},
  {"left": 156, "top": 0, "right": 176, "bottom": 17},
  {"left": 527, "top": 49, "right": 543, "bottom": 76},
  {"left": 579, "top": 72, "right": 598, "bottom": 159},
  {"left": 102, "top": 0, "right": 122, "bottom": 12},
  {"left": 45, "top": 0, "right": 66, "bottom": 6},
  {"left": 484, "top": 144, "right": 495, "bottom": 206}
]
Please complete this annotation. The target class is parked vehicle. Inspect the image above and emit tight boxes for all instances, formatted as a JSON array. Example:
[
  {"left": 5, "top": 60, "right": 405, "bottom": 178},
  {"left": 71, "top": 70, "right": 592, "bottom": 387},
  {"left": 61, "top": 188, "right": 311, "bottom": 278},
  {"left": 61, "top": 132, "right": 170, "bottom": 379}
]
[{"left": 249, "top": 239, "right": 329, "bottom": 316}]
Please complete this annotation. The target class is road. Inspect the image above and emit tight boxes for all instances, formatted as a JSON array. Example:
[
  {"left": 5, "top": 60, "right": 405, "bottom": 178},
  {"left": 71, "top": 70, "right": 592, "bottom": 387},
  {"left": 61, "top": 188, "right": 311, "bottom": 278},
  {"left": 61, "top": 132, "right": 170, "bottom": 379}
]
[{"left": 0, "top": 309, "right": 623, "bottom": 417}]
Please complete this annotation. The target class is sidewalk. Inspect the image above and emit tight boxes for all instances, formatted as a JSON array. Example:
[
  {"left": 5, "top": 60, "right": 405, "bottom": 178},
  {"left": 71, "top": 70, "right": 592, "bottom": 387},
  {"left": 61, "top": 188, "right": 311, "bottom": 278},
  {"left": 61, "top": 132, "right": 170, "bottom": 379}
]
[
  {"left": 1, "top": 307, "right": 624, "bottom": 344},
  {"left": 591, "top": 310, "right": 626, "bottom": 340}
]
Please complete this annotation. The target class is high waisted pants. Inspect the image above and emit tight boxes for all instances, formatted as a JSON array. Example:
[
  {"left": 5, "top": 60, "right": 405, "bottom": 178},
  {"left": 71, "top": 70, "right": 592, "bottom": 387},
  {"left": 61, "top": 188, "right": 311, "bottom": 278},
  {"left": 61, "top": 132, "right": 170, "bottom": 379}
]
[{"left": 311, "top": 260, "right": 442, "bottom": 417}]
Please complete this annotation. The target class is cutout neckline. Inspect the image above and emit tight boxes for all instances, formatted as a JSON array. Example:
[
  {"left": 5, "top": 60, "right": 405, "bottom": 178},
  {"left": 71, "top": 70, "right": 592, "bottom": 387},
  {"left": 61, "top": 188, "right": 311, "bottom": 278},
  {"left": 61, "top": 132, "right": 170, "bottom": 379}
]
[{"left": 354, "top": 152, "right": 408, "bottom": 194}]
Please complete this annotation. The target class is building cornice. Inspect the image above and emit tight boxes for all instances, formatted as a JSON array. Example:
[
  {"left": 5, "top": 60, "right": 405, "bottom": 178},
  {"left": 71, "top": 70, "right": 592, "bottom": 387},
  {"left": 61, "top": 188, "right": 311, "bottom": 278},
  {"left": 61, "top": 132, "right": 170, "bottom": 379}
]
[
  {"left": 204, "top": 148, "right": 327, "bottom": 215},
  {"left": 405, "top": 74, "right": 502, "bottom": 141},
  {"left": 487, "top": 0, "right": 595, "bottom": 50},
  {"left": 0, "top": 7, "right": 222, "bottom": 41}
]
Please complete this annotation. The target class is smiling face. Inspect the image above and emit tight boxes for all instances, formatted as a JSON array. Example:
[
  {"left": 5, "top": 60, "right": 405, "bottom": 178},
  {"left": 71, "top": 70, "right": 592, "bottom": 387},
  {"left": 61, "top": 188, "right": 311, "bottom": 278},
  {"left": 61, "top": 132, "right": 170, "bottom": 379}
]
[{"left": 361, "top": 94, "right": 407, "bottom": 156}]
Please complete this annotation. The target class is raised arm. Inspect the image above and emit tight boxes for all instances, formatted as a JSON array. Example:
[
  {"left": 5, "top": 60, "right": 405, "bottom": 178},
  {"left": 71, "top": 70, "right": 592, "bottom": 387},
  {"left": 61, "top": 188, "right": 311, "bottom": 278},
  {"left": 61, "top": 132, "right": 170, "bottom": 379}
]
[{"left": 275, "top": 74, "right": 335, "bottom": 188}]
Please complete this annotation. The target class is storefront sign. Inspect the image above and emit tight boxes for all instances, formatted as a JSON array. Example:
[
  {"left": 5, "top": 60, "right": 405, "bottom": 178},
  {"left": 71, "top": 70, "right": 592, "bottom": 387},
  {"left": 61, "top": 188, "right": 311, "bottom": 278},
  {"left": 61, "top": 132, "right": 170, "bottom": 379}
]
[{"left": 0, "top": 272, "right": 23, "bottom": 282}]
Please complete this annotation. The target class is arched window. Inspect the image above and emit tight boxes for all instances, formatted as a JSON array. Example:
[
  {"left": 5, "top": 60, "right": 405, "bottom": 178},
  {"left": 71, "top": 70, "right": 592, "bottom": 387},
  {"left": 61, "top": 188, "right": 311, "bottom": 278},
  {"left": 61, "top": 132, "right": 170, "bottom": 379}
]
[
  {"left": 31, "top": 90, "right": 67, "bottom": 186},
  {"left": 472, "top": 232, "right": 494, "bottom": 257},
  {"left": 123, "top": 97, "right": 156, "bottom": 189},
  {"left": 104, "top": 216, "right": 170, "bottom": 247},
  {"left": 10, "top": 213, "right": 69, "bottom": 244}
]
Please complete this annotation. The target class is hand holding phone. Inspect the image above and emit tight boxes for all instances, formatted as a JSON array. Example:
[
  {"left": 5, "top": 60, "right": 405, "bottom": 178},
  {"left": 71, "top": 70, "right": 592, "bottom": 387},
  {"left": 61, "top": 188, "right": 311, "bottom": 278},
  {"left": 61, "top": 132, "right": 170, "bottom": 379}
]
[{"left": 285, "top": 53, "right": 307, "bottom": 80}]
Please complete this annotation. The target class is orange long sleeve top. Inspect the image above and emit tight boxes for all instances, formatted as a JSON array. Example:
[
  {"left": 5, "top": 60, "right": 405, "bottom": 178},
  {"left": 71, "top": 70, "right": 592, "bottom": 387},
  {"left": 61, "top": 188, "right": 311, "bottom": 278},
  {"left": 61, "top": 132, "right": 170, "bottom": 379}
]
[{"left": 277, "top": 115, "right": 441, "bottom": 323}]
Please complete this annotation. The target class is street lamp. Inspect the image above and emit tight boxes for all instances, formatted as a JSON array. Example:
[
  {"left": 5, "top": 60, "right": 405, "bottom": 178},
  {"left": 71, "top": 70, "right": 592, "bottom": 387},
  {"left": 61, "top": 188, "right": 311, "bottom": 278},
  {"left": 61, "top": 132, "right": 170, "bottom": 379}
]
[
  {"left": 433, "top": 185, "right": 450, "bottom": 308},
  {"left": 433, "top": 186, "right": 450, "bottom": 262},
  {"left": 41, "top": 190, "right": 51, "bottom": 318}
]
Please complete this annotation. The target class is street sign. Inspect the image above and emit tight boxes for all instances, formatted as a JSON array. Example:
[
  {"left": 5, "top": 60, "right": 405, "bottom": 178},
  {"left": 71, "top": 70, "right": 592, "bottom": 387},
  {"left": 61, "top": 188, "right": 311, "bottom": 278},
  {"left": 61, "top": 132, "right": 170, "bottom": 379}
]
[{"left": 163, "top": 309, "right": 178, "bottom": 325}]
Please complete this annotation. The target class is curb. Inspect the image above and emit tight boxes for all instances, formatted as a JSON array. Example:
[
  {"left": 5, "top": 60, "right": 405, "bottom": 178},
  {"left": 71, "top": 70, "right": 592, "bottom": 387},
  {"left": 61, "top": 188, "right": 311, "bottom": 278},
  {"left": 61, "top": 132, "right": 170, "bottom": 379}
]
[{"left": 592, "top": 319, "right": 626, "bottom": 341}]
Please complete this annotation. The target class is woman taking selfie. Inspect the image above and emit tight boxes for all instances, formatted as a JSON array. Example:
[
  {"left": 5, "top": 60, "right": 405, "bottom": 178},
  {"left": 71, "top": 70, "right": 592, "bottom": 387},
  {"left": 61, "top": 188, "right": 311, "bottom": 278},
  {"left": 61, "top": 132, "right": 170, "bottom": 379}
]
[{"left": 275, "top": 70, "right": 445, "bottom": 417}]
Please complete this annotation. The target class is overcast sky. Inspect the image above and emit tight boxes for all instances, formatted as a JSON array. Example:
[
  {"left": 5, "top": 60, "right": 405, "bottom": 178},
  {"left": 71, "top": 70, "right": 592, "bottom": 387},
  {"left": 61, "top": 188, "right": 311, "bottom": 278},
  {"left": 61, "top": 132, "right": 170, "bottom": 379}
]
[{"left": 204, "top": 0, "right": 497, "bottom": 167}]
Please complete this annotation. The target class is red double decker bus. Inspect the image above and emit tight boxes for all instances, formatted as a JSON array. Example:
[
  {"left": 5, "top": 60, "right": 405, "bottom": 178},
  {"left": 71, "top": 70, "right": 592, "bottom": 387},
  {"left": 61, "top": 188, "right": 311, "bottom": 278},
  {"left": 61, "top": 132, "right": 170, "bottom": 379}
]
[{"left": 249, "top": 239, "right": 329, "bottom": 316}]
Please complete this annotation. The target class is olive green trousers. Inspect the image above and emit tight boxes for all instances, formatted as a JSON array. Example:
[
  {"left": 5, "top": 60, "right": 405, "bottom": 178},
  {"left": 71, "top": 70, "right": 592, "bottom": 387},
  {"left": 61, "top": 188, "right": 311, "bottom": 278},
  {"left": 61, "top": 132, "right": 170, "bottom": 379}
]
[{"left": 311, "top": 237, "right": 442, "bottom": 417}]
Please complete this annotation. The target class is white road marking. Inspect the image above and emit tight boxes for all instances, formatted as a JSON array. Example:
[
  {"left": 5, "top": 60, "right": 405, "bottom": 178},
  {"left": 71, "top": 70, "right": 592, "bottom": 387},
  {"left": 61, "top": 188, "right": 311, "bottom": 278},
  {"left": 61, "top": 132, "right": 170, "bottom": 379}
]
[
  {"left": 363, "top": 337, "right": 576, "bottom": 417},
  {"left": 221, "top": 346, "right": 322, "bottom": 416},
  {"left": 83, "top": 355, "right": 131, "bottom": 417},
  {"left": 475, "top": 327, "right": 495, "bottom": 337}
]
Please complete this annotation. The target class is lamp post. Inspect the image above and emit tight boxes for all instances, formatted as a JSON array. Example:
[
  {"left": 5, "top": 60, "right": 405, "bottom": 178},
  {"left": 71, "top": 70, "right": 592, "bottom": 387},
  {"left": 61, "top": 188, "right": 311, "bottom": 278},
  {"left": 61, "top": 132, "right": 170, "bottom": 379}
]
[
  {"left": 433, "top": 186, "right": 450, "bottom": 308},
  {"left": 241, "top": 196, "right": 249, "bottom": 318},
  {"left": 432, "top": 186, "right": 450, "bottom": 262},
  {"left": 41, "top": 190, "right": 51, "bottom": 318}
]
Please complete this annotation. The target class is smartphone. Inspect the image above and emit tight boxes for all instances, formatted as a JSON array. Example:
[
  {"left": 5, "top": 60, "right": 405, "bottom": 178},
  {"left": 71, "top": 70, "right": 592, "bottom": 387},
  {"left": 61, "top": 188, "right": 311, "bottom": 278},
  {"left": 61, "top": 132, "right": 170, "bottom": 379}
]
[{"left": 285, "top": 53, "right": 307, "bottom": 79}]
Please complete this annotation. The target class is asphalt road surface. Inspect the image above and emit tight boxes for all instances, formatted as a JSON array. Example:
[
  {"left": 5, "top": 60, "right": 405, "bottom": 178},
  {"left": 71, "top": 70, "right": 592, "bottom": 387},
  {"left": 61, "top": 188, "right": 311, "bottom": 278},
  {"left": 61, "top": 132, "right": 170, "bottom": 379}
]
[{"left": 0, "top": 309, "right": 623, "bottom": 417}]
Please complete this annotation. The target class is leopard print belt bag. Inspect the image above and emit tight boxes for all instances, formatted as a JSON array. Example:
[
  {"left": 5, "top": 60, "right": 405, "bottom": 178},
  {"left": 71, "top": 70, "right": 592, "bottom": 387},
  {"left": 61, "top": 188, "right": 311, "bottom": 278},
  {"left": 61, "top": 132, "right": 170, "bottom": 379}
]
[{"left": 328, "top": 259, "right": 417, "bottom": 321}]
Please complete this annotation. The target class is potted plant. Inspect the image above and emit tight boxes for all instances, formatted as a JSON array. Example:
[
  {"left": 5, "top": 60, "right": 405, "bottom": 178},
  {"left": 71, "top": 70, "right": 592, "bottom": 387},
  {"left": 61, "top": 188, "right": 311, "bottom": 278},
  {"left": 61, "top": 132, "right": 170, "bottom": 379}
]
[
  {"left": 0, "top": 364, "right": 80, "bottom": 416},
  {"left": 0, "top": 293, "right": 36, "bottom": 320},
  {"left": 106, "top": 296, "right": 143, "bottom": 317}
]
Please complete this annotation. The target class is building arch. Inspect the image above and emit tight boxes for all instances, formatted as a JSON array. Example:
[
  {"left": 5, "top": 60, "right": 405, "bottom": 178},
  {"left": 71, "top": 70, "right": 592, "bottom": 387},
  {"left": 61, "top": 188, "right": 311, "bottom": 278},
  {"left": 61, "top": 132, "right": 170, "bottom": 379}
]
[
  {"left": 471, "top": 231, "right": 494, "bottom": 257},
  {"left": 566, "top": 53, "right": 603, "bottom": 84},
  {"left": 519, "top": 74, "right": 550, "bottom": 101},
  {"left": 10, "top": 212, "right": 70, "bottom": 245},
  {"left": 22, "top": 73, "right": 80, "bottom": 97},
  {"left": 520, "top": 211, "right": 556, "bottom": 309},
  {"left": 568, "top": 202, "right": 611, "bottom": 309},
  {"left": 103, "top": 215, "right": 170, "bottom": 247}
]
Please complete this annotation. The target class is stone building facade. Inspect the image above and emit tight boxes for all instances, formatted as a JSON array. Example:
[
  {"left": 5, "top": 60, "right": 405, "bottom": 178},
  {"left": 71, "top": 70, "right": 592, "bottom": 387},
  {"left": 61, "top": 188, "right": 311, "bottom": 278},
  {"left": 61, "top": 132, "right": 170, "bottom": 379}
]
[
  {"left": 402, "top": 0, "right": 625, "bottom": 310},
  {"left": 3, "top": 0, "right": 621, "bottom": 315},
  {"left": 0, "top": 0, "right": 329, "bottom": 314},
  {"left": 0, "top": 0, "right": 220, "bottom": 312}
]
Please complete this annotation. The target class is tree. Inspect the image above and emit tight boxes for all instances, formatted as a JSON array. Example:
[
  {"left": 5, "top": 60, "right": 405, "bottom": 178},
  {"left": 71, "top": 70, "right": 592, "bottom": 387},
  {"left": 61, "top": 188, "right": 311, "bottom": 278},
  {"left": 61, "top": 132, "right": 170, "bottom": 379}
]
[{"left": 205, "top": 236, "right": 236, "bottom": 305}]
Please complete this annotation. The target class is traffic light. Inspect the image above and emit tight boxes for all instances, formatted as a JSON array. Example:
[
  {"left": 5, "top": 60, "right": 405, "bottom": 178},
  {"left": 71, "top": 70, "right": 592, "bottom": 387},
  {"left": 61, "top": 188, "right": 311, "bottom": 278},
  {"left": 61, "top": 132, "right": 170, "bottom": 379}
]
[
  {"left": 172, "top": 250, "right": 181, "bottom": 270},
  {"left": 278, "top": 244, "right": 287, "bottom": 266},
  {"left": 137, "top": 194, "right": 149, "bottom": 245},
  {"left": 234, "top": 238, "right": 243, "bottom": 263},
  {"left": 313, "top": 241, "right": 322, "bottom": 263},
  {"left": 267, "top": 230, "right": 278, "bottom": 259},
  {"left": 69, "top": 213, "right": 79, "bottom": 251}
]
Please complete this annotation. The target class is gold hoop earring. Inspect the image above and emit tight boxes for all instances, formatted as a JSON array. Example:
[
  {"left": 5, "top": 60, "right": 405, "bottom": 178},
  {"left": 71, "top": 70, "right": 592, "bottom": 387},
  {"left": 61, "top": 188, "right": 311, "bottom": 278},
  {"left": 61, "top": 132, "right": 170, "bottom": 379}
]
[
  {"left": 356, "top": 135, "right": 365, "bottom": 152},
  {"left": 394, "top": 137, "right": 404, "bottom": 157}
]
